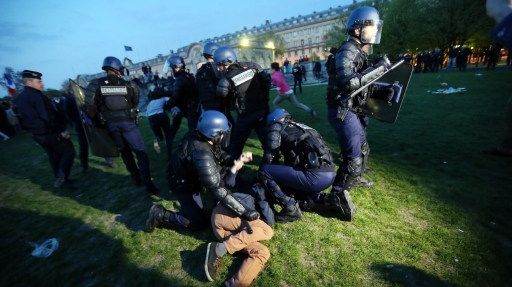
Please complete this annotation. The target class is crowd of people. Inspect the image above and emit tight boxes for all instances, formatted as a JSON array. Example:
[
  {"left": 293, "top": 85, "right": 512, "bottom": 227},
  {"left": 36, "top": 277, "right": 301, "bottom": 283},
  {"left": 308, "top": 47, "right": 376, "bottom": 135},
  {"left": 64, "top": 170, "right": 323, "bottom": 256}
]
[
  {"left": 409, "top": 44, "right": 511, "bottom": 73},
  {"left": 6, "top": 1, "right": 512, "bottom": 285}
]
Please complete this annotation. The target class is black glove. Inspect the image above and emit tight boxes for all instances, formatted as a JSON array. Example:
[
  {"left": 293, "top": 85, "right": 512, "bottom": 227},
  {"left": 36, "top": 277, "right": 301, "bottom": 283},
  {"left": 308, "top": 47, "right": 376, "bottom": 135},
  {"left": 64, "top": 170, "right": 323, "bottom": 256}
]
[
  {"left": 241, "top": 209, "right": 260, "bottom": 221},
  {"left": 373, "top": 55, "right": 391, "bottom": 70}
]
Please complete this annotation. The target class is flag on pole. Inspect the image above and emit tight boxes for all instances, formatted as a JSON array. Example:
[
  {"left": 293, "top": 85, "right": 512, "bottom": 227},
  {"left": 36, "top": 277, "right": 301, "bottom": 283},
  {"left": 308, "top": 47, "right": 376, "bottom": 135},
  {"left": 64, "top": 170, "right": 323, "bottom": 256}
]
[
  {"left": 124, "top": 45, "right": 133, "bottom": 52},
  {"left": 3, "top": 73, "right": 16, "bottom": 97}
]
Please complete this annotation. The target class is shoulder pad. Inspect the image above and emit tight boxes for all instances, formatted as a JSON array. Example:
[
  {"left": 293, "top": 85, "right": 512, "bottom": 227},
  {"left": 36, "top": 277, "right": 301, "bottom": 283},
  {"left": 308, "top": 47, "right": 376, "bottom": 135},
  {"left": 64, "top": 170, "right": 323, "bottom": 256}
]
[{"left": 192, "top": 144, "right": 221, "bottom": 190}]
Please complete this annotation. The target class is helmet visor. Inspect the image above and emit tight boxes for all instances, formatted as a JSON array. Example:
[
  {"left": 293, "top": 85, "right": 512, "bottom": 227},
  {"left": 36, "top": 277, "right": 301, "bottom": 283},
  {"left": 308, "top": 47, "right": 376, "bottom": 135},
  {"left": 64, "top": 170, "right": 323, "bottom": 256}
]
[
  {"left": 361, "top": 20, "right": 383, "bottom": 44},
  {"left": 162, "top": 60, "right": 170, "bottom": 74}
]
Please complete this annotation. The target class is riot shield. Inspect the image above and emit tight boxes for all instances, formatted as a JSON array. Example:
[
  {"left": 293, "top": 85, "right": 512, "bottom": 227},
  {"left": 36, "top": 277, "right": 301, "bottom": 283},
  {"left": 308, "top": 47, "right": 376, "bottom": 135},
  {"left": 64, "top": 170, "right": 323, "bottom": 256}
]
[
  {"left": 359, "top": 61, "right": 413, "bottom": 123},
  {"left": 69, "top": 79, "right": 119, "bottom": 158}
]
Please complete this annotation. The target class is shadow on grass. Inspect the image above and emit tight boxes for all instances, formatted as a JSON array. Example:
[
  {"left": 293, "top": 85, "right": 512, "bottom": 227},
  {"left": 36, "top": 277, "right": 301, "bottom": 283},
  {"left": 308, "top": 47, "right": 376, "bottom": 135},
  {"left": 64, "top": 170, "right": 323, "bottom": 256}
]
[
  {"left": 371, "top": 262, "right": 458, "bottom": 287},
  {"left": 0, "top": 159, "right": 158, "bottom": 232},
  {"left": 0, "top": 208, "right": 192, "bottom": 286}
]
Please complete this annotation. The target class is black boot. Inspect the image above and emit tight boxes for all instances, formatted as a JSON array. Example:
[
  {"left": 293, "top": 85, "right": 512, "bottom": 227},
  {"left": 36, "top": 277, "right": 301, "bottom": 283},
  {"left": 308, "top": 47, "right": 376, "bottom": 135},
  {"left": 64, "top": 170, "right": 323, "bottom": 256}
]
[
  {"left": 145, "top": 180, "right": 160, "bottom": 195},
  {"left": 146, "top": 204, "right": 190, "bottom": 232},
  {"left": 276, "top": 201, "right": 302, "bottom": 222},
  {"left": 146, "top": 204, "right": 165, "bottom": 232},
  {"left": 131, "top": 172, "right": 142, "bottom": 186},
  {"left": 344, "top": 174, "right": 374, "bottom": 190},
  {"left": 343, "top": 157, "right": 373, "bottom": 192},
  {"left": 328, "top": 188, "right": 356, "bottom": 221}
]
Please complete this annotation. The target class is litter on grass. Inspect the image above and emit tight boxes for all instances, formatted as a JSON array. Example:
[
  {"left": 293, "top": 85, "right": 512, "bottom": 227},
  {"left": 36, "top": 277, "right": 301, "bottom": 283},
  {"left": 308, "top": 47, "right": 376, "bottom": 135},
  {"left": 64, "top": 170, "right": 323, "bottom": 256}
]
[
  {"left": 30, "top": 238, "right": 59, "bottom": 258},
  {"left": 431, "top": 87, "right": 466, "bottom": 94}
]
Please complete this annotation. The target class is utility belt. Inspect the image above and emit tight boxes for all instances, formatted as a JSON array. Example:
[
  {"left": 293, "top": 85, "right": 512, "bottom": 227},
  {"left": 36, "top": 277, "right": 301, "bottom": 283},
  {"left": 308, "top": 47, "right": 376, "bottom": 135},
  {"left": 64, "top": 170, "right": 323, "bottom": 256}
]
[
  {"left": 335, "top": 94, "right": 366, "bottom": 121},
  {"left": 99, "top": 108, "right": 139, "bottom": 124},
  {"left": 288, "top": 151, "right": 332, "bottom": 170}
]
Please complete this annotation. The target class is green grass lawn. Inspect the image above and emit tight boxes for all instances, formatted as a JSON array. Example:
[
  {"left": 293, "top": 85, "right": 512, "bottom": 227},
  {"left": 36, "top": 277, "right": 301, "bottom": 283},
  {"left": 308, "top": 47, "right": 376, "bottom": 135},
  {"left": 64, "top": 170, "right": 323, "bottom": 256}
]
[{"left": 1, "top": 69, "right": 511, "bottom": 286}]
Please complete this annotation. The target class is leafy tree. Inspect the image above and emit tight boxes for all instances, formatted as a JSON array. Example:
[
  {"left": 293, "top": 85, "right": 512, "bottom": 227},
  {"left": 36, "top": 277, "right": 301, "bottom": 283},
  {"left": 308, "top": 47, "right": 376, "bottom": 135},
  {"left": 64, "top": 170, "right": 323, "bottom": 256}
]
[
  {"left": 325, "top": 0, "right": 494, "bottom": 56},
  {"left": 43, "top": 89, "right": 61, "bottom": 98}
]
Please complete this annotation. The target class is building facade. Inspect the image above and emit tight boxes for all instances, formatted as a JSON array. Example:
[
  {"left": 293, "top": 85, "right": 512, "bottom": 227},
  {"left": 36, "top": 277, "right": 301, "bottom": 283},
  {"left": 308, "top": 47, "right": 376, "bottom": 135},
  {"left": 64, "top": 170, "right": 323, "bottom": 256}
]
[
  {"left": 203, "top": 5, "right": 349, "bottom": 64},
  {"left": 77, "top": 5, "right": 349, "bottom": 85}
]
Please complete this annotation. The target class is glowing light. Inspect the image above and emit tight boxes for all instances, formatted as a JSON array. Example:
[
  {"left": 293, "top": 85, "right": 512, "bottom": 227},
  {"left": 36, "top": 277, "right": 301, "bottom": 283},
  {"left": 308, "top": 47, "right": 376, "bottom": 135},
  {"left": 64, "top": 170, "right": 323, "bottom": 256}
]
[
  {"left": 240, "top": 38, "right": 250, "bottom": 47},
  {"left": 265, "top": 41, "right": 275, "bottom": 49}
]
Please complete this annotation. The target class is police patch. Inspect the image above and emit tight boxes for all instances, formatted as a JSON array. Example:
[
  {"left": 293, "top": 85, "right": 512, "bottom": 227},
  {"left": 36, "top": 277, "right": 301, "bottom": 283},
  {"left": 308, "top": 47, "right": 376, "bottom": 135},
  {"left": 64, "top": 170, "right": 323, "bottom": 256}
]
[
  {"left": 231, "top": 69, "right": 255, "bottom": 86},
  {"left": 100, "top": 86, "right": 128, "bottom": 95}
]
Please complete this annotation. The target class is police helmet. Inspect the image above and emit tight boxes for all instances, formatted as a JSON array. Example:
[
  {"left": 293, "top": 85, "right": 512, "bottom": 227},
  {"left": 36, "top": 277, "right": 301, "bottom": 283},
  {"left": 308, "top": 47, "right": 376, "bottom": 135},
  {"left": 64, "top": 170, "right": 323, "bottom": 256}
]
[
  {"left": 267, "top": 108, "right": 290, "bottom": 125},
  {"left": 102, "top": 56, "right": 124, "bottom": 74},
  {"left": 164, "top": 56, "right": 185, "bottom": 73},
  {"left": 213, "top": 46, "right": 237, "bottom": 66},
  {"left": 347, "top": 6, "right": 383, "bottom": 44},
  {"left": 197, "top": 110, "right": 231, "bottom": 143},
  {"left": 203, "top": 42, "right": 220, "bottom": 58}
]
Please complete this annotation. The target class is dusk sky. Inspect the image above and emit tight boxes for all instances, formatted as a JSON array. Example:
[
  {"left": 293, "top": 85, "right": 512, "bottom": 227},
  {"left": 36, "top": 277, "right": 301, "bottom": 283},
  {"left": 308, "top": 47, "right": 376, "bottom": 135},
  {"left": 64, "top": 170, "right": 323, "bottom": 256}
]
[{"left": 0, "top": 0, "right": 352, "bottom": 93}]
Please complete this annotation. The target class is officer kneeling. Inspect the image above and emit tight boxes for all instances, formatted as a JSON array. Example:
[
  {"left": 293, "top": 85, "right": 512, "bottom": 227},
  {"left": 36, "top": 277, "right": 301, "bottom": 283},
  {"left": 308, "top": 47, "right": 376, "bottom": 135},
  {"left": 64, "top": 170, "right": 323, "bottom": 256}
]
[
  {"left": 146, "top": 111, "right": 261, "bottom": 232},
  {"left": 258, "top": 108, "right": 356, "bottom": 221}
]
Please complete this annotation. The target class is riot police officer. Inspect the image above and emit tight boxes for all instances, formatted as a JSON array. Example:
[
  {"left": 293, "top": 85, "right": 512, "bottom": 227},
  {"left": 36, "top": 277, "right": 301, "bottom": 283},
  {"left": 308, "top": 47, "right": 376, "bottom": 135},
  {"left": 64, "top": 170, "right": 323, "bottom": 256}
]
[
  {"left": 214, "top": 46, "right": 272, "bottom": 159},
  {"left": 85, "top": 56, "right": 159, "bottom": 194},
  {"left": 15, "top": 70, "right": 76, "bottom": 189},
  {"left": 162, "top": 55, "right": 198, "bottom": 148},
  {"left": 258, "top": 108, "right": 355, "bottom": 221},
  {"left": 327, "top": 6, "right": 391, "bottom": 195},
  {"left": 196, "top": 42, "right": 235, "bottom": 124},
  {"left": 146, "top": 111, "right": 260, "bottom": 231}
]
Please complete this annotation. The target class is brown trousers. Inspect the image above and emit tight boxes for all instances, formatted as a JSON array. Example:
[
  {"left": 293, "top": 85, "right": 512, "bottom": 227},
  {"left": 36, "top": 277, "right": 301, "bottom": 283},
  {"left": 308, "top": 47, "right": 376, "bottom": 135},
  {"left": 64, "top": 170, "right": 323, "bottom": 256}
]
[{"left": 211, "top": 205, "right": 274, "bottom": 287}]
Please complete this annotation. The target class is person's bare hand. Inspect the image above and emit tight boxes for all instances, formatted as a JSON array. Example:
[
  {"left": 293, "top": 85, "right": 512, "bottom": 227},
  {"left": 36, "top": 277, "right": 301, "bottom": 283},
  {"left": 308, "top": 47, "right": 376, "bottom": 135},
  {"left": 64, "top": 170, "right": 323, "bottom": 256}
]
[
  {"left": 230, "top": 159, "right": 244, "bottom": 174},
  {"left": 240, "top": 151, "right": 253, "bottom": 163}
]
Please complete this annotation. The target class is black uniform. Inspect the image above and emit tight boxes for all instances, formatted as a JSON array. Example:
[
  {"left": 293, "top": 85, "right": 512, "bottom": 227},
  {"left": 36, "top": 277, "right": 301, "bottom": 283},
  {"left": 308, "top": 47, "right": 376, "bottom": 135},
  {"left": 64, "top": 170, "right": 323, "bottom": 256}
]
[
  {"left": 328, "top": 37, "right": 388, "bottom": 192},
  {"left": 258, "top": 120, "right": 336, "bottom": 221},
  {"left": 86, "top": 74, "right": 157, "bottom": 193},
  {"left": 292, "top": 65, "right": 303, "bottom": 94},
  {"left": 217, "top": 62, "right": 271, "bottom": 159},
  {"left": 148, "top": 132, "right": 264, "bottom": 230},
  {"left": 166, "top": 70, "right": 198, "bottom": 139},
  {"left": 196, "top": 61, "right": 235, "bottom": 123},
  {"left": 15, "top": 86, "right": 75, "bottom": 181}
]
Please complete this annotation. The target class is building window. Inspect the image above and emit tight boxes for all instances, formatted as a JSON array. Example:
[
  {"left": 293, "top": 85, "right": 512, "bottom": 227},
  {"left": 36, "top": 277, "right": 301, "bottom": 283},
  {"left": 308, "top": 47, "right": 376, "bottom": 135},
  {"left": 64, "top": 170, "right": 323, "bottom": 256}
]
[{"left": 294, "top": 51, "right": 298, "bottom": 56}]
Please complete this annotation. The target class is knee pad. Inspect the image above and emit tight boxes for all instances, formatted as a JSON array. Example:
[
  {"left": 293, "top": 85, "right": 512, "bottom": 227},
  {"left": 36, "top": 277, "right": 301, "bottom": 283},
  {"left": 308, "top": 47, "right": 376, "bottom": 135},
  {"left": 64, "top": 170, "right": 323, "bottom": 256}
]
[{"left": 361, "top": 142, "right": 370, "bottom": 157}]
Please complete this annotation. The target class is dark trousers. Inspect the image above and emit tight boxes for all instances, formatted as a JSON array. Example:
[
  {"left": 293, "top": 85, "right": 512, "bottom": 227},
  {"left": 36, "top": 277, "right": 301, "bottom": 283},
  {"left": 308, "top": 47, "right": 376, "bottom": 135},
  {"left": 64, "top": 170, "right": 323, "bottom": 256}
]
[
  {"left": 148, "top": 113, "right": 173, "bottom": 157},
  {"left": 168, "top": 113, "right": 198, "bottom": 149},
  {"left": 107, "top": 121, "right": 152, "bottom": 184},
  {"left": 327, "top": 108, "right": 368, "bottom": 184},
  {"left": 174, "top": 185, "right": 208, "bottom": 230},
  {"left": 293, "top": 79, "right": 303, "bottom": 94},
  {"left": 327, "top": 109, "right": 367, "bottom": 160},
  {"left": 229, "top": 110, "right": 267, "bottom": 160},
  {"left": 32, "top": 134, "right": 75, "bottom": 179},
  {"left": 260, "top": 164, "right": 335, "bottom": 203}
]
